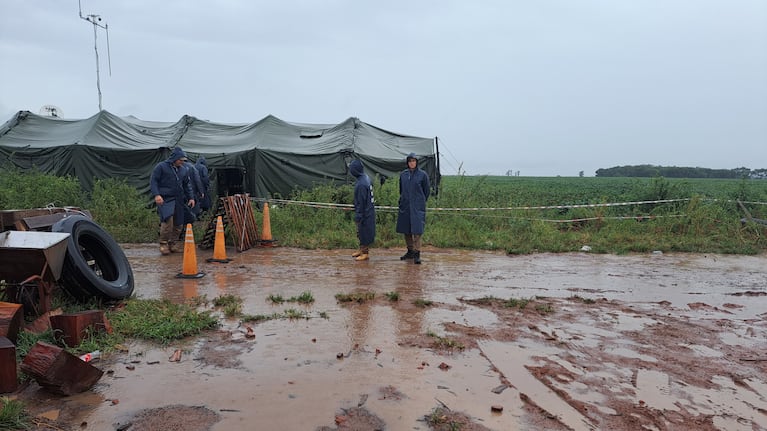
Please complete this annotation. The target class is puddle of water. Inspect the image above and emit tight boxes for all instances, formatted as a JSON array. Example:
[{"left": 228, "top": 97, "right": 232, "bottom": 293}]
[
  {"left": 122, "top": 245, "right": 767, "bottom": 319},
  {"left": 52, "top": 245, "right": 767, "bottom": 430},
  {"left": 634, "top": 371, "right": 767, "bottom": 430},
  {"left": 479, "top": 340, "right": 597, "bottom": 431},
  {"left": 603, "top": 346, "right": 658, "bottom": 362},
  {"left": 635, "top": 369, "right": 677, "bottom": 411},
  {"left": 679, "top": 343, "right": 724, "bottom": 358}
]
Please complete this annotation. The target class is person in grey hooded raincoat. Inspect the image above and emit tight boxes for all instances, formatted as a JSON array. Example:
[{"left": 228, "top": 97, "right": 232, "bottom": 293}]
[
  {"left": 150, "top": 147, "right": 196, "bottom": 255},
  {"left": 396, "top": 153, "right": 430, "bottom": 264},
  {"left": 349, "top": 159, "right": 376, "bottom": 261}
]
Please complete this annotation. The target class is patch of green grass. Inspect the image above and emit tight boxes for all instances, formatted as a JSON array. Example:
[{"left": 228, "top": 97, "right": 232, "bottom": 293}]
[
  {"left": 469, "top": 296, "right": 497, "bottom": 305},
  {"left": 534, "top": 303, "right": 554, "bottom": 314},
  {"left": 213, "top": 294, "right": 243, "bottom": 317},
  {"left": 107, "top": 298, "right": 219, "bottom": 344},
  {"left": 502, "top": 298, "right": 530, "bottom": 309},
  {"left": 0, "top": 167, "right": 83, "bottom": 209},
  {"left": 241, "top": 313, "right": 282, "bottom": 323},
  {"left": 291, "top": 291, "right": 315, "bottom": 304},
  {"left": 241, "top": 308, "right": 321, "bottom": 323},
  {"left": 426, "top": 331, "right": 465, "bottom": 351},
  {"left": 267, "top": 291, "right": 315, "bottom": 305},
  {"left": 424, "top": 407, "right": 464, "bottom": 430},
  {"left": 570, "top": 295, "right": 596, "bottom": 304},
  {"left": 186, "top": 295, "right": 209, "bottom": 308},
  {"left": 213, "top": 294, "right": 241, "bottom": 308},
  {"left": 69, "top": 327, "right": 117, "bottom": 354},
  {"left": 14, "top": 330, "right": 57, "bottom": 363},
  {"left": 335, "top": 292, "right": 375, "bottom": 303},
  {"left": 385, "top": 291, "right": 400, "bottom": 301},
  {"left": 425, "top": 407, "right": 448, "bottom": 425},
  {"left": 0, "top": 397, "right": 30, "bottom": 430},
  {"left": 413, "top": 298, "right": 433, "bottom": 308},
  {"left": 283, "top": 308, "right": 309, "bottom": 320},
  {"left": 89, "top": 178, "right": 158, "bottom": 242}
]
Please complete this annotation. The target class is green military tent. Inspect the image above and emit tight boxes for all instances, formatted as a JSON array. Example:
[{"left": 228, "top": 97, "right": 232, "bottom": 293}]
[{"left": 0, "top": 110, "right": 440, "bottom": 199}]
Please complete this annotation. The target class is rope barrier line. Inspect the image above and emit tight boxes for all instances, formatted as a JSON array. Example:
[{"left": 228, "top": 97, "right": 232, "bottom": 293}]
[
  {"left": 251, "top": 197, "right": 765, "bottom": 224},
  {"left": 257, "top": 197, "right": 767, "bottom": 211},
  {"left": 258, "top": 197, "right": 693, "bottom": 212},
  {"left": 419, "top": 198, "right": 690, "bottom": 211}
]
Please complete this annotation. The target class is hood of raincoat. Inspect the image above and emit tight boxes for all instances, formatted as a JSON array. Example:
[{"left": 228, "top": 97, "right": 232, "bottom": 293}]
[
  {"left": 350, "top": 159, "right": 364, "bottom": 178},
  {"left": 168, "top": 147, "right": 188, "bottom": 163}
]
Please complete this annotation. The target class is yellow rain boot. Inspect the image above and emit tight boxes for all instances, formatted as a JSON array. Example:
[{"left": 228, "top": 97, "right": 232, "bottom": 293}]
[
  {"left": 355, "top": 253, "right": 369, "bottom": 261},
  {"left": 352, "top": 250, "right": 362, "bottom": 258}
]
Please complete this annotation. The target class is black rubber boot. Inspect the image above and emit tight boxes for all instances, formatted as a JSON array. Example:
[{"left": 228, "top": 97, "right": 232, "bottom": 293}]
[
  {"left": 414, "top": 251, "right": 421, "bottom": 264},
  {"left": 400, "top": 249, "right": 415, "bottom": 260}
]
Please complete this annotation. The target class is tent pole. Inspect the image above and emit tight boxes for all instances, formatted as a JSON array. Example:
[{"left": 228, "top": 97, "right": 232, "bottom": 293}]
[{"left": 434, "top": 136, "right": 440, "bottom": 196}]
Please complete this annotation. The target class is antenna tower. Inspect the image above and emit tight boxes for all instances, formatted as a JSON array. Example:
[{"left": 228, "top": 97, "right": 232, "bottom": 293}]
[{"left": 78, "top": 0, "right": 112, "bottom": 112}]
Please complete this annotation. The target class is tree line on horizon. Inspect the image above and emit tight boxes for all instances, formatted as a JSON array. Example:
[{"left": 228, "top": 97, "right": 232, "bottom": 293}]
[{"left": 595, "top": 165, "right": 767, "bottom": 179}]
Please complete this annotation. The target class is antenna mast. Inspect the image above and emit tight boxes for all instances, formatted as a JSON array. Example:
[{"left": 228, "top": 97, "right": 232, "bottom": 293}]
[{"left": 78, "top": 0, "right": 111, "bottom": 112}]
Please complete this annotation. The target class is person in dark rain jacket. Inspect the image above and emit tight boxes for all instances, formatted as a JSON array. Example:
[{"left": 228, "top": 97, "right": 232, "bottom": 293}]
[
  {"left": 195, "top": 156, "right": 212, "bottom": 212},
  {"left": 349, "top": 159, "right": 376, "bottom": 261},
  {"left": 150, "top": 147, "right": 196, "bottom": 255},
  {"left": 183, "top": 160, "right": 204, "bottom": 223},
  {"left": 396, "top": 153, "right": 430, "bottom": 264}
]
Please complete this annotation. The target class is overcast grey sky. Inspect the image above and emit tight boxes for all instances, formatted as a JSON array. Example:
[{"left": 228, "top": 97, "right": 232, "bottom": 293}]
[{"left": 1, "top": 1, "right": 765, "bottom": 176}]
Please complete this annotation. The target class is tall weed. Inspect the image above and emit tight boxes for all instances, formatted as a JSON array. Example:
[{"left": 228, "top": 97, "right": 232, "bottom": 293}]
[
  {"left": 90, "top": 178, "right": 157, "bottom": 242},
  {"left": 0, "top": 166, "right": 83, "bottom": 209},
  {"left": 2, "top": 169, "right": 766, "bottom": 254}
]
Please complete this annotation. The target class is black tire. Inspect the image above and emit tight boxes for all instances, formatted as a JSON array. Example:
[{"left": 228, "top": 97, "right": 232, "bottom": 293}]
[{"left": 52, "top": 215, "right": 134, "bottom": 301}]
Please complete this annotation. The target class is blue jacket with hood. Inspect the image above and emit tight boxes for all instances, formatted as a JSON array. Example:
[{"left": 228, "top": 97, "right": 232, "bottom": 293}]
[
  {"left": 350, "top": 159, "right": 376, "bottom": 245},
  {"left": 195, "top": 156, "right": 211, "bottom": 211},
  {"left": 396, "top": 153, "right": 430, "bottom": 235},
  {"left": 149, "top": 147, "right": 194, "bottom": 224}
]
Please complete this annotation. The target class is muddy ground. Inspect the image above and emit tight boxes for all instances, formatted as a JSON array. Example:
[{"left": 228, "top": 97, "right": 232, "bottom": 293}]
[{"left": 9, "top": 245, "right": 767, "bottom": 430}]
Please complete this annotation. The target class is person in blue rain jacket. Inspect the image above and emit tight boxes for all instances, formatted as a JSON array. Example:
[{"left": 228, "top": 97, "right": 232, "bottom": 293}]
[
  {"left": 150, "top": 147, "right": 195, "bottom": 255},
  {"left": 349, "top": 159, "right": 375, "bottom": 261},
  {"left": 396, "top": 153, "right": 430, "bottom": 264},
  {"left": 195, "top": 156, "right": 212, "bottom": 212}
]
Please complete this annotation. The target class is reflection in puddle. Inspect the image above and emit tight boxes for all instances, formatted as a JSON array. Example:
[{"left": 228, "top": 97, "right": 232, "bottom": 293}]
[{"left": 49, "top": 245, "right": 767, "bottom": 430}]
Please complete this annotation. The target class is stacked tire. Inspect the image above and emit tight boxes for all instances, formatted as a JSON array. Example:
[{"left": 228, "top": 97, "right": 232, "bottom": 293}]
[{"left": 52, "top": 215, "right": 134, "bottom": 301}]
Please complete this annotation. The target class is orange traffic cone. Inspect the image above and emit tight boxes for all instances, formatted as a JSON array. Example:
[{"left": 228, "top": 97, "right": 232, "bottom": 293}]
[
  {"left": 260, "top": 202, "right": 276, "bottom": 247},
  {"left": 206, "top": 216, "right": 231, "bottom": 263},
  {"left": 176, "top": 224, "right": 205, "bottom": 278}
]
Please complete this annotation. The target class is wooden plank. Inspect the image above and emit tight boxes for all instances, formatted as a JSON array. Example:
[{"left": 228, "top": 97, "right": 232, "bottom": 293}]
[
  {"left": 50, "top": 310, "right": 113, "bottom": 347},
  {"left": 222, "top": 194, "right": 259, "bottom": 252},
  {"left": 25, "top": 308, "right": 64, "bottom": 335},
  {"left": 0, "top": 336, "right": 17, "bottom": 393},
  {"left": 0, "top": 302, "right": 24, "bottom": 344},
  {"left": 20, "top": 341, "right": 104, "bottom": 395},
  {"left": 22, "top": 213, "right": 72, "bottom": 230},
  {"left": 0, "top": 337, "right": 19, "bottom": 394},
  {"left": 0, "top": 208, "right": 91, "bottom": 231}
]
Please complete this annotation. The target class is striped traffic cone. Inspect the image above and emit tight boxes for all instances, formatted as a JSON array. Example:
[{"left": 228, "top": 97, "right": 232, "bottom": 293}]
[
  {"left": 260, "top": 202, "right": 276, "bottom": 247},
  {"left": 176, "top": 224, "right": 205, "bottom": 278},
  {"left": 206, "top": 216, "right": 231, "bottom": 263}
]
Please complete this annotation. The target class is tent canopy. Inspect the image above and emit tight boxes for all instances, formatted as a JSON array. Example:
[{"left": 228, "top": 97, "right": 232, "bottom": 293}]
[{"left": 0, "top": 110, "right": 440, "bottom": 200}]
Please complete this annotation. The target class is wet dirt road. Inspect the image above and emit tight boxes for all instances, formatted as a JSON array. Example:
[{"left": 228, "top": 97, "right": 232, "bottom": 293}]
[{"left": 21, "top": 246, "right": 767, "bottom": 430}]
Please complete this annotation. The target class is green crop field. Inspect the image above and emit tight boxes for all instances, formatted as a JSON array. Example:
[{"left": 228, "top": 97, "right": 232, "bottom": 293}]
[
  {"left": 2, "top": 169, "right": 767, "bottom": 254},
  {"left": 436, "top": 175, "right": 767, "bottom": 207},
  {"left": 267, "top": 174, "right": 767, "bottom": 254}
]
